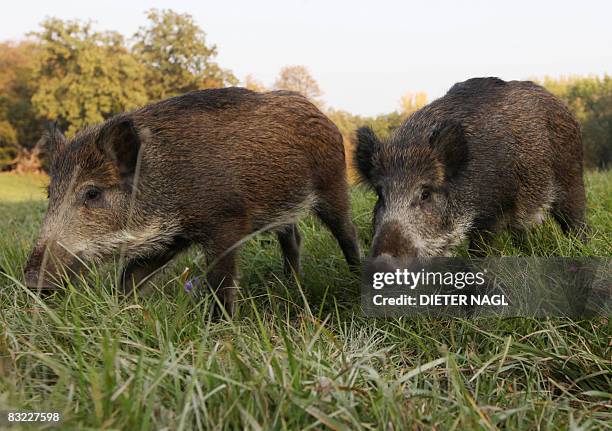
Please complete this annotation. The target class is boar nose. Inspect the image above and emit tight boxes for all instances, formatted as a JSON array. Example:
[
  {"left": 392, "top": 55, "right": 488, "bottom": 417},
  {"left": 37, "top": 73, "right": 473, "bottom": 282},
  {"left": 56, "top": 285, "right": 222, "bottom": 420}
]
[
  {"left": 24, "top": 245, "right": 57, "bottom": 293},
  {"left": 362, "top": 253, "right": 413, "bottom": 291},
  {"left": 371, "top": 220, "right": 416, "bottom": 258}
]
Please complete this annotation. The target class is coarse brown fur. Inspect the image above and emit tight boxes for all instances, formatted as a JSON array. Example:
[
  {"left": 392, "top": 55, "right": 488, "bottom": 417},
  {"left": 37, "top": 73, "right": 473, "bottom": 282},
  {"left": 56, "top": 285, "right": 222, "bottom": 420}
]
[
  {"left": 356, "top": 77, "right": 587, "bottom": 263},
  {"left": 24, "top": 87, "right": 361, "bottom": 314}
]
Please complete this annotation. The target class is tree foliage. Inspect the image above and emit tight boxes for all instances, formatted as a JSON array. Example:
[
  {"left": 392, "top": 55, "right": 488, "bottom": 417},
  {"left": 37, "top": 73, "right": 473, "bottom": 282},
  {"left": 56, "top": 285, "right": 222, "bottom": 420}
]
[
  {"left": 133, "top": 9, "right": 236, "bottom": 101},
  {"left": 30, "top": 19, "right": 149, "bottom": 136},
  {"left": 329, "top": 109, "right": 404, "bottom": 142},
  {"left": 0, "top": 41, "right": 41, "bottom": 168},
  {"left": 541, "top": 75, "right": 612, "bottom": 169},
  {"left": 0, "top": 11, "right": 240, "bottom": 171}
]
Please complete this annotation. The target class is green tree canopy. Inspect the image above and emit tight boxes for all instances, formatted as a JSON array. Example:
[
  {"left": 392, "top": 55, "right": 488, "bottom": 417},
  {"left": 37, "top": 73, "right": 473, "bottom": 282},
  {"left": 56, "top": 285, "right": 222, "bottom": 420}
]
[
  {"left": 541, "top": 75, "right": 612, "bottom": 169},
  {"left": 327, "top": 108, "right": 404, "bottom": 142},
  {"left": 0, "top": 41, "right": 41, "bottom": 168},
  {"left": 133, "top": 9, "right": 236, "bottom": 101},
  {"left": 31, "top": 18, "right": 149, "bottom": 135}
]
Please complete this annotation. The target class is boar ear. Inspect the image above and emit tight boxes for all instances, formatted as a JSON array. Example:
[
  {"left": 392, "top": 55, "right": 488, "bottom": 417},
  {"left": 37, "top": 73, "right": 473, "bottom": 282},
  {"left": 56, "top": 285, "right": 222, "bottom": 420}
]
[
  {"left": 42, "top": 122, "right": 68, "bottom": 158},
  {"left": 429, "top": 120, "right": 468, "bottom": 180},
  {"left": 98, "top": 118, "right": 142, "bottom": 185},
  {"left": 355, "top": 126, "right": 381, "bottom": 184}
]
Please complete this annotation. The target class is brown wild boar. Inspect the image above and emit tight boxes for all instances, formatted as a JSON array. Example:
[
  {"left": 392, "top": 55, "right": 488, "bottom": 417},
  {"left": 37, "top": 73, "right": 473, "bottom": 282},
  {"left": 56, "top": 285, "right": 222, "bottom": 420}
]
[
  {"left": 24, "top": 88, "right": 361, "bottom": 313},
  {"left": 355, "top": 77, "right": 587, "bottom": 268}
]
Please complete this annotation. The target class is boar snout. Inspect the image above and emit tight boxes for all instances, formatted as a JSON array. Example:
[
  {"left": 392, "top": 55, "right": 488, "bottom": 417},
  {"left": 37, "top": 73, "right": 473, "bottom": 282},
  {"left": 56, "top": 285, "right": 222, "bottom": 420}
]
[
  {"left": 23, "top": 242, "right": 77, "bottom": 293},
  {"left": 24, "top": 246, "right": 56, "bottom": 292},
  {"left": 363, "top": 253, "right": 403, "bottom": 282},
  {"left": 371, "top": 220, "right": 417, "bottom": 259}
]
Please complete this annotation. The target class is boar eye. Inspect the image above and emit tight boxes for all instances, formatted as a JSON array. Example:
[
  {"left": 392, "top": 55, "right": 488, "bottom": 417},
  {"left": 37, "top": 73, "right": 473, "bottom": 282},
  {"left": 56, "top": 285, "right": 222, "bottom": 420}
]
[
  {"left": 420, "top": 190, "right": 431, "bottom": 201},
  {"left": 84, "top": 187, "right": 102, "bottom": 202}
]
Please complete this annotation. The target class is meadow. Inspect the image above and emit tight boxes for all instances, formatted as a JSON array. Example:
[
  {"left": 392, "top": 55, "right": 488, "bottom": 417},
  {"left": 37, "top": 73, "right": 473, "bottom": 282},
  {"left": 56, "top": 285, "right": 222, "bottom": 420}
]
[{"left": 0, "top": 171, "right": 610, "bottom": 430}]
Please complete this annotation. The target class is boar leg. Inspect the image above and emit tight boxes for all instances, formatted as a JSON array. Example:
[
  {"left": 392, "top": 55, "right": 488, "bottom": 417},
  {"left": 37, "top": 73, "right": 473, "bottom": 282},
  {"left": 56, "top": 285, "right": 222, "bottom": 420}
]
[
  {"left": 551, "top": 191, "right": 589, "bottom": 242},
  {"left": 121, "top": 244, "right": 187, "bottom": 294},
  {"left": 202, "top": 242, "right": 240, "bottom": 317},
  {"left": 314, "top": 195, "right": 361, "bottom": 270},
  {"left": 276, "top": 224, "right": 302, "bottom": 276}
]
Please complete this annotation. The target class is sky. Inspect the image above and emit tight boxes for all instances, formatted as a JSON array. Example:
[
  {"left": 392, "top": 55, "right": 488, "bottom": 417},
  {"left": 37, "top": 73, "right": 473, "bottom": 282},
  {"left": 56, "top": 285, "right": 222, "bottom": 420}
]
[{"left": 1, "top": 0, "right": 611, "bottom": 116}]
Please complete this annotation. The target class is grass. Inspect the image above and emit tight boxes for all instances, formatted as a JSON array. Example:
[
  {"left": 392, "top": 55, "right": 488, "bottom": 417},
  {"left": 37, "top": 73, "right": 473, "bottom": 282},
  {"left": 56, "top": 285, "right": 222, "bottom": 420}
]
[
  {"left": 0, "top": 173, "right": 48, "bottom": 202},
  {"left": 0, "top": 171, "right": 610, "bottom": 430}
]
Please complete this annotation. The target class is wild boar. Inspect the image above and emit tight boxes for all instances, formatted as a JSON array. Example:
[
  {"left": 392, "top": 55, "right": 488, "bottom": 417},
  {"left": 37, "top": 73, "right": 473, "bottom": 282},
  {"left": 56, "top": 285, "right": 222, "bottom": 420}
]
[
  {"left": 24, "top": 87, "right": 361, "bottom": 313},
  {"left": 355, "top": 77, "right": 587, "bottom": 265}
]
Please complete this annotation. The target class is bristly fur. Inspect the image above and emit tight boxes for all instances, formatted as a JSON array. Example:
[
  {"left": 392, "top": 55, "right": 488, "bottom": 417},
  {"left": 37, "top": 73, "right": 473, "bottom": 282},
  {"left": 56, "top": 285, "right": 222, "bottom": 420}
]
[
  {"left": 359, "top": 77, "right": 587, "bottom": 260},
  {"left": 42, "top": 121, "right": 67, "bottom": 165},
  {"left": 353, "top": 126, "right": 381, "bottom": 186},
  {"left": 24, "top": 87, "right": 361, "bottom": 308},
  {"left": 428, "top": 120, "right": 469, "bottom": 180}
]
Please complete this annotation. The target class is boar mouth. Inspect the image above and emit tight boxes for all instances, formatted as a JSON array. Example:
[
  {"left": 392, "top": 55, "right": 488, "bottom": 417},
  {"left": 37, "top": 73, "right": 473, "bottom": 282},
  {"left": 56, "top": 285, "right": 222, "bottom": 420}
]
[{"left": 371, "top": 215, "right": 471, "bottom": 260}]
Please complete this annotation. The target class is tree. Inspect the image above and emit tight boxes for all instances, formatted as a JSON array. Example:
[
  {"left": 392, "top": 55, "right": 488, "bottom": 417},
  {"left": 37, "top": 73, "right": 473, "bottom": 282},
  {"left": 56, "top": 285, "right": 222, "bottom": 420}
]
[
  {"left": 31, "top": 18, "right": 148, "bottom": 135},
  {"left": 273, "top": 65, "right": 323, "bottom": 105},
  {"left": 569, "top": 76, "right": 612, "bottom": 169},
  {"left": 0, "top": 41, "right": 41, "bottom": 164},
  {"left": 399, "top": 91, "right": 427, "bottom": 115},
  {"left": 133, "top": 9, "right": 236, "bottom": 101},
  {"left": 541, "top": 75, "right": 612, "bottom": 169}
]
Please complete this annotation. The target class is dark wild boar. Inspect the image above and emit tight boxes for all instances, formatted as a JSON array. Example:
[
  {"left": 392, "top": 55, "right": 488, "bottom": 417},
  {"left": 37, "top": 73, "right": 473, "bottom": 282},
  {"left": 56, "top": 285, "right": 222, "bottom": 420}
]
[
  {"left": 356, "top": 77, "right": 587, "bottom": 266},
  {"left": 24, "top": 88, "right": 361, "bottom": 313}
]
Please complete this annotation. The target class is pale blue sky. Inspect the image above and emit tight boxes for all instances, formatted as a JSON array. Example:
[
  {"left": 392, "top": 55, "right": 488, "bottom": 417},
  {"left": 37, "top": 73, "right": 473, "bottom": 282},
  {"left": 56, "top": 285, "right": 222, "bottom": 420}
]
[{"left": 2, "top": 0, "right": 611, "bottom": 116}]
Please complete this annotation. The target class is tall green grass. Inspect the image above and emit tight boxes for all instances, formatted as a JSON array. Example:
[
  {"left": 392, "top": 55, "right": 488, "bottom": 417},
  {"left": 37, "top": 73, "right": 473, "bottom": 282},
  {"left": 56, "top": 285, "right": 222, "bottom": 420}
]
[{"left": 0, "top": 171, "right": 610, "bottom": 430}]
